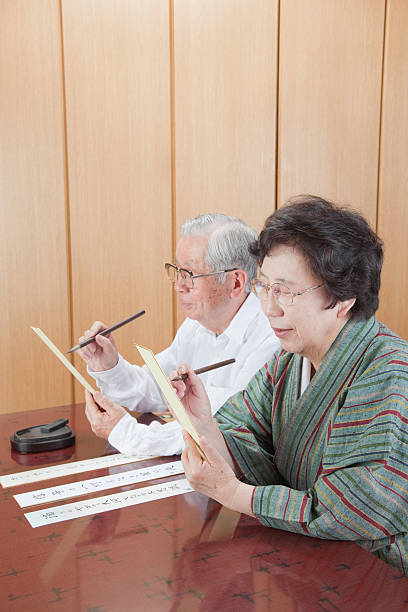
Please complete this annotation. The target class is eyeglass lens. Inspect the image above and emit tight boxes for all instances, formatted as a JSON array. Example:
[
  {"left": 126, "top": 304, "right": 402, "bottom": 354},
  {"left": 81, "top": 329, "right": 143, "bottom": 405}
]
[
  {"left": 253, "top": 281, "right": 292, "bottom": 305},
  {"left": 166, "top": 265, "right": 194, "bottom": 288}
]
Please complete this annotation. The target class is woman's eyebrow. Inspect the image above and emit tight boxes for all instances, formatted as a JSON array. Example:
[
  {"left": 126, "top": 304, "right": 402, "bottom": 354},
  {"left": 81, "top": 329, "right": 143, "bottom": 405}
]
[{"left": 260, "top": 271, "right": 287, "bottom": 283}]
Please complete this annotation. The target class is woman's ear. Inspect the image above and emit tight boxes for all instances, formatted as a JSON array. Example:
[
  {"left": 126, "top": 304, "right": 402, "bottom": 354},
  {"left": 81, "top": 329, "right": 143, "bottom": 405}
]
[{"left": 336, "top": 297, "right": 356, "bottom": 318}]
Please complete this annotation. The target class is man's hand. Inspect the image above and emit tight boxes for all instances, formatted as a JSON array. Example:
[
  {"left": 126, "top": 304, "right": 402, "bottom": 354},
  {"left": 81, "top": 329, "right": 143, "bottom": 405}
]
[
  {"left": 182, "top": 432, "right": 254, "bottom": 515},
  {"left": 77, "top": 321, "right": 119, "bottom": 372},
  {"left": 85, "top": 390, "right": 126, "bottom": 440}
]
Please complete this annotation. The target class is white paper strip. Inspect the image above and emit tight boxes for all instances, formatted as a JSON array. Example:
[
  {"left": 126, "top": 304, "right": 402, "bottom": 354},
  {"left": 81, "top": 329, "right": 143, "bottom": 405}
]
[
  {"left": 31, "top": 327, "right": 96, "bottom": 393},
  {"left": 0, "top": 453, "right": 155, "bottom": 488},
  {"left": 135, "top": 344, "right": 205, "bottom": 462},
  {"left": 24, "top": 478, "right": 193, "bottom": 527},
  {"left": 14, "top": 460, "right": 184, "bottom": 507}
]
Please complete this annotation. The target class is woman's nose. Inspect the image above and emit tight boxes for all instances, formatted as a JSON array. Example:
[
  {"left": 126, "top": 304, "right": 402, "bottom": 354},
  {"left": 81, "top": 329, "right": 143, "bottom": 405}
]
[{"left": 262, "top": 293, "right": 283, "bottom": 317}]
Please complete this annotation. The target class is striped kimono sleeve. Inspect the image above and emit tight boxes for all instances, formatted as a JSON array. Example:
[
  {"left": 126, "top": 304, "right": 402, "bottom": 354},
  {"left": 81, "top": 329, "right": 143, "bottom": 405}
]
[{"left": 216, "top": 360, "right": 286, "bottom": 486}]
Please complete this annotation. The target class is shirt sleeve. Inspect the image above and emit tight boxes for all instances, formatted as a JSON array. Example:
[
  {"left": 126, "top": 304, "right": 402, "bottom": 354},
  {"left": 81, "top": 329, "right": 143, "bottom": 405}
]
[
  {"left": 108, "top": 412, "right": 185, "bottom": 456},
  {"left": 216, "top": 362, "right": 285, "bottom": 485},
  {"left": 87, "top": 331, "right": 184, "bottom": 412}
]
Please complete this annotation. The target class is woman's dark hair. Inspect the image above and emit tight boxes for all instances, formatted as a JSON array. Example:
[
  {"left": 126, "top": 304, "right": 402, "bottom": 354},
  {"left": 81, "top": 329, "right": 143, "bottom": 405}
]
[{"left": 250, "top": 195, "right": 383, "bottom": 320}]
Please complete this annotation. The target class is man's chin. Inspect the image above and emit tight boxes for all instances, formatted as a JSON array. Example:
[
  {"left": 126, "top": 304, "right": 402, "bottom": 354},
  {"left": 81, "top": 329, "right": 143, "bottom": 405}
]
[{"left": 179, "top": 304, "right": 198, "bottom": 320}]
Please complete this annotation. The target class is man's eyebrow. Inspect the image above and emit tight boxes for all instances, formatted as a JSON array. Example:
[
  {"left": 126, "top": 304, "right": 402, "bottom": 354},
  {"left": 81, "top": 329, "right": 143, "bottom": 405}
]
[{"left": 175, "top": 259, "right": 196, "bottom": 269}]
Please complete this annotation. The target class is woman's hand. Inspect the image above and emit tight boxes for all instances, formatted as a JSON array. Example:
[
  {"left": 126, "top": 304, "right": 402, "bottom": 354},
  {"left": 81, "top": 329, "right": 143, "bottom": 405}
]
[
  {"left": 182, "top": 431, "right": 254, "bottom": 515},
  {"left": 170, "top": 364, "right": 214, "bottom": 435},
  {"left": 170, "top": 363, "right": 236, "bottom": 468}
]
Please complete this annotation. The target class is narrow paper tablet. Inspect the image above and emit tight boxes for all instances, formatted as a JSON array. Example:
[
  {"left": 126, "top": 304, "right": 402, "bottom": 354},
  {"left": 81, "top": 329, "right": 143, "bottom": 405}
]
[
  {"left": 31, "top": 326, "right": 96, "bottom": 393},
  {"left": 24, "top": 478, "right": 194, "bottom": 527},
  {"left": 136, "top": 344, "right": 204, "bottom": 457},
  {"left": 14, "top": 460, "right": 184, "bottom": 507},
  {"left": 0, "top": 453, "right": 154, "bottom": 488}
]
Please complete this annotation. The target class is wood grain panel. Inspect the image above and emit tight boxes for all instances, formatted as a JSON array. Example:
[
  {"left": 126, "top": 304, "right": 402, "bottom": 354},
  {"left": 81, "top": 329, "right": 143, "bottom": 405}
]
[
  {"left": 173, "top": 0, "right": 278, "bottom": 233},
  {"left": 61, "top": 0, "right": 173, "bottom": 400},
  {"left": 278, "top": 0, "right": 385, "bottom": 225},
  {"left": 173, "top": 0, "right": 278, "bottom": 327},
  {"left": 377, "top": 0, "right": 408, "bottom": 338},
  {"left": 0, "top": 0, "right": 72, "bottom": 413}
]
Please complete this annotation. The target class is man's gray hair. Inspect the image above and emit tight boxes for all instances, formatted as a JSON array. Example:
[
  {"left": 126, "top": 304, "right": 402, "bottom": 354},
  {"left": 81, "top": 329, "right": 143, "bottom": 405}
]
[{"left": 181, "top": 213, "right": 258, "bottom": 292}]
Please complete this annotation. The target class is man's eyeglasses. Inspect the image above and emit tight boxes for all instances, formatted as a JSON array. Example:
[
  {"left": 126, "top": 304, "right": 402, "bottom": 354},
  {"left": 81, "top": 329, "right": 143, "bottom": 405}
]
[
  {"left": 165, "top": 263, "right": 237, "bottom": 289},
  {"left": 251, "top": 279, "right": 322, "bottom": 306}
]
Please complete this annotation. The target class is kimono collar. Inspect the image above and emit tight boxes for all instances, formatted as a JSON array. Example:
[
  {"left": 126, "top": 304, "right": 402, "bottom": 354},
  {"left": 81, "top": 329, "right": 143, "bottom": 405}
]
[{"left": 317, "top": 316, "right": 379, "bottom": 379}]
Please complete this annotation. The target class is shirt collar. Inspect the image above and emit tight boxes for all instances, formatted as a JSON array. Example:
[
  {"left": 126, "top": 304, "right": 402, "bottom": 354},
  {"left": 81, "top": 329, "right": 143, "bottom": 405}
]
[{"left": 217, "top": 292, "right": 262, "bottom": 343}]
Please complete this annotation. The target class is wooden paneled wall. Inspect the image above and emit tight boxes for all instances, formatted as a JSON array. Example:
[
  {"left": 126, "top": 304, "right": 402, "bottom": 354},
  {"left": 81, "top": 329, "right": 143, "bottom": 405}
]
[
  {"left": 1, "top": 0, "right": 407, "bottom": 414},
  {"left": 278, "top": 0, "right": 385, "bottom": 225},
  {"left": 0, "top": 1, "right": 72, "bottom": 412},
  {"left": 61, "top": 0, "right": 174, "bottom": 400},
  {"left": 173, "top": 0, "right": 278, "bottom": 325},
  {"left": 377, "top": 0, "right": 408, "bottom": 336}
]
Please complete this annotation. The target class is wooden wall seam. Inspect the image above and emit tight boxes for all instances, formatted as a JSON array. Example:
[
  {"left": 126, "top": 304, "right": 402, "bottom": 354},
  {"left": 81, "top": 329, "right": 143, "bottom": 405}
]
[
  {"left": 169, "top": 0, "right": 177, "bottom": 340},
  {"left": 58, "top": 0, "right": 75, "bottom": 405},
  {"left": 275, "top": 0, "right": 281, "bottom": 210},
  {"left": 376, "top": 0, "right": 389, "bottom": 235}
]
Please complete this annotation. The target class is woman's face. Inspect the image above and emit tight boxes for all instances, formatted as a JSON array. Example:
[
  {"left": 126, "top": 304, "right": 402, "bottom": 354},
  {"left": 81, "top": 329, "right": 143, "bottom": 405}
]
[{"left": 260, "top": 244, "right": 352, "bottom": 370}]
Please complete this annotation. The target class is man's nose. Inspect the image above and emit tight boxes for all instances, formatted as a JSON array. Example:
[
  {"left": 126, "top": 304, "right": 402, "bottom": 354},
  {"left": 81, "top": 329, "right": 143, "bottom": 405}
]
[{"left": 174, "top": 274, "right": 189, "bottom": 292}]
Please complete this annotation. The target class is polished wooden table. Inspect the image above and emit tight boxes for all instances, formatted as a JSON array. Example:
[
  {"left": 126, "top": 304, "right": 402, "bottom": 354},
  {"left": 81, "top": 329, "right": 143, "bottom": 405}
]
[{"left": 1, "top": 404, "right": 408, "bottom": 612}]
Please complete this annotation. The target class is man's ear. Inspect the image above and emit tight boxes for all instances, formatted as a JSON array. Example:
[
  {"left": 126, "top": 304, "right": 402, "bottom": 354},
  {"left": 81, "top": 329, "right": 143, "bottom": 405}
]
[
  {"left": 336, "top": 297, "right": 356, "bottom": 318},
  {"left": 230, "top": 269, "right": 247, "bottom": 297}
]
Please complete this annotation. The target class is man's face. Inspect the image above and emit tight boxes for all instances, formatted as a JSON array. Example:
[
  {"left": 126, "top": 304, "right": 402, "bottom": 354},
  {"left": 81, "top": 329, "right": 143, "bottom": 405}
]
[{"left": 174, "top": 235, "right": 234, "bottom": 332}]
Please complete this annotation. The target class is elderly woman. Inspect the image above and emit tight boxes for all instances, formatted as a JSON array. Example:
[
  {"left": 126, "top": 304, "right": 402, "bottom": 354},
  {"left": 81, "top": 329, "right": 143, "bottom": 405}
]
[{"left": 172, "top": 196, "right": 408, "bottom": 575}]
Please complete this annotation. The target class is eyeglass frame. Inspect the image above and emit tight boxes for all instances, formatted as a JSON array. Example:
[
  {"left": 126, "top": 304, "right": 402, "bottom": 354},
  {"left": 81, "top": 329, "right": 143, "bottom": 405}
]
[
  {"left": 250, "top": 278, "right": 322, "bottom": 306},
  {"left": 165, "top": 263, "right": 238, "bottom": 289}
]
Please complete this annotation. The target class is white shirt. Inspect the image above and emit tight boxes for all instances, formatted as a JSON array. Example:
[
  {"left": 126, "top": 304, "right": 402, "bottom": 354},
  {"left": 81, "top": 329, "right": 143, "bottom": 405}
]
[
  {"left": 89, "top": 292, "right": 279, "bottom": 456},
  {"left": 300, "top": 358, "right": 311, "bottom": 395}
]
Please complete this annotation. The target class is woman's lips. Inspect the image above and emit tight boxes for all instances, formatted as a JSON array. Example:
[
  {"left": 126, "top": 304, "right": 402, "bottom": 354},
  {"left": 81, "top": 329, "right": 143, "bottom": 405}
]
[{"left": 272, "top": 327, "right": 293, "bottom": 339}]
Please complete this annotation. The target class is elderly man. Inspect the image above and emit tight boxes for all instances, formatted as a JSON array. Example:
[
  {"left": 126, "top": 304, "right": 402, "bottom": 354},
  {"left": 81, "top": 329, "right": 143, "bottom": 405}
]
[{"left": 82, "top": 213, "right": 279, "bottom": 456}]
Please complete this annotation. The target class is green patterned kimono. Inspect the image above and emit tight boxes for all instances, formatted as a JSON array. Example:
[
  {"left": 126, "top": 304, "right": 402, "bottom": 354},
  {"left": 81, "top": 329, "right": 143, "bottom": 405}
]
[{"left": 216, "top": 317, "right": 408, "bottom": 574}]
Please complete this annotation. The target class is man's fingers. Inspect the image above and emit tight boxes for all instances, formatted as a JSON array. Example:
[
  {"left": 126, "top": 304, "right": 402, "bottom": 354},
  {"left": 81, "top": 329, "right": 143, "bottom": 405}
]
[
  {"left": 85, "top": 389, "right": 97, "bottom": 408},
  {"left": 78, "top": 322, "right": 107, "bottom": 348},
  {"left": 84, "top": 390, "right": 101, "bottom": 423},
  {"left": 93, "top": 391, "right": 113, "bottom": 412},
  {"left": 92, "top": 391, "right": 124, "bottom": 416},
  {"left": 78, "top": 332, "right": 97, "bottom": 356},
  {"left": 94, "top": 333, "right": 112, "bottom": 348},
  {"left": 89, "top": 321, "right": 106, "bottom": 335},
  {"left": 78, "top": 345, "right": 93, "bottom": 360}
]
